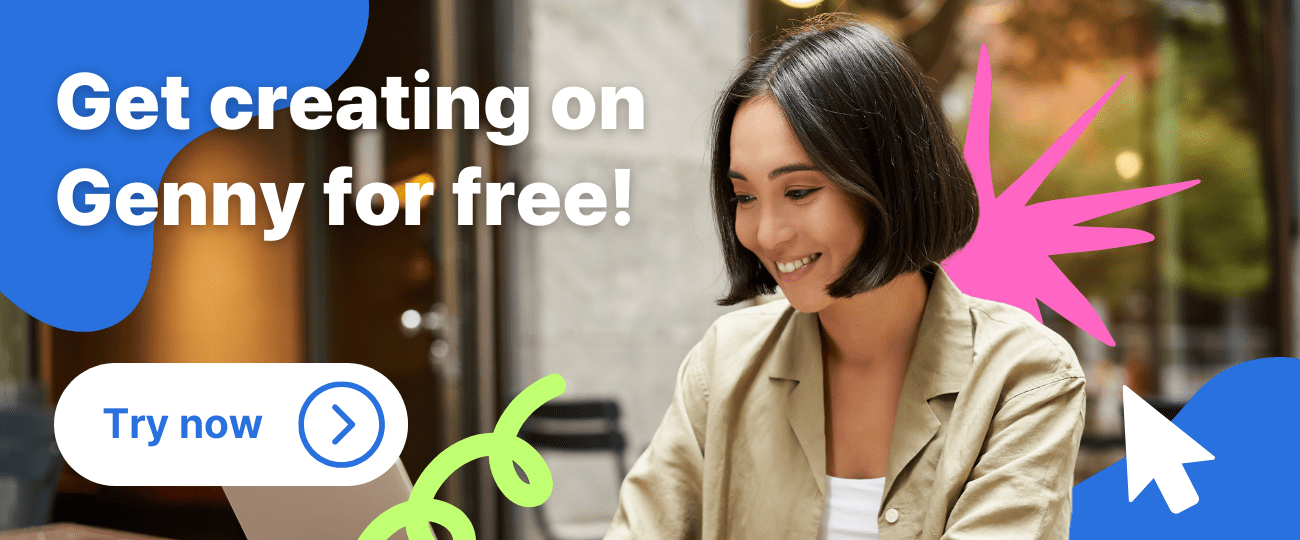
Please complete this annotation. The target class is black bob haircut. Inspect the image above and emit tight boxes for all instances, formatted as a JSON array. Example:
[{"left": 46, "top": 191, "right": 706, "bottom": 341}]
[{"left": 712, "top": 14, "right": 979, "bottom": 306}]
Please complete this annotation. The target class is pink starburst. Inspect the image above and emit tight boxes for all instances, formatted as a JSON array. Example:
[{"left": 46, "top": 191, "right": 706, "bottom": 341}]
[{"left": 943, "top": 46, "right": 1199, "bottom": 346}]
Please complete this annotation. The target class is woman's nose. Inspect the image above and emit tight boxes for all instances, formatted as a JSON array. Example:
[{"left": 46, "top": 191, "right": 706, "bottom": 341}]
[{"left": 753, "top": 205, "right": 795, "bottom": 252}]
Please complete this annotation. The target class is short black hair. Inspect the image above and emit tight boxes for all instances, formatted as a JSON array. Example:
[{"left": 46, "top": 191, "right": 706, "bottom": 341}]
[{"left": 712, "top": 14, "right": 978, "bottom": 306}]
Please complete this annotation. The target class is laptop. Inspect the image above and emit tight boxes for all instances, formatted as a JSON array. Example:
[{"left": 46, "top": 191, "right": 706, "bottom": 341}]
[{"left": 223, "top": 460, "right": 431, "bottom": 540}]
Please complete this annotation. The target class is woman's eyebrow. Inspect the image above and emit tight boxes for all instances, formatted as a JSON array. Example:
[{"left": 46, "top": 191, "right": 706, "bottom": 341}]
[
  {"left": 728, "top": 163, "right": 817, "bottom": 182},
  {"left": 769, "top": 163, "right": 818, "bottom": 179}
]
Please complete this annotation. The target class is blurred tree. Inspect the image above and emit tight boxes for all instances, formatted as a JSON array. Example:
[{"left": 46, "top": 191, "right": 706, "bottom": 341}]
[
  {"left": 997, "top": 0, "right": 1157, "bottom": 83},
  {"left": 1178, "top": 111, "right": 1268, "bottom": 297},
  {"left": 1174, "top": 14, "right": 1269, "bottom": 298},
  {"left": 756, "top": 0, "right": 972, "bottom": 89}
]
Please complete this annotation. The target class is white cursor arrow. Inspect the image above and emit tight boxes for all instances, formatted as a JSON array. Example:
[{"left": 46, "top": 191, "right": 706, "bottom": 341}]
[{"left": 1123, "top": 385, "right": 1214, "bottom": 513}]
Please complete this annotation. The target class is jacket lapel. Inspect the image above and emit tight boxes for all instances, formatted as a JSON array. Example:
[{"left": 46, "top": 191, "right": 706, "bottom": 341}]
[
  {"left": 767, "top": 308, "right": 827, "bottom": 495},
  {"left": 884, "top": 266, "right": 974, "bottom": 499}
]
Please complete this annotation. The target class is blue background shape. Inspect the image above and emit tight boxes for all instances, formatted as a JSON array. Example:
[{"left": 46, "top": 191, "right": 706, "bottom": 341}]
[
  {"left": 0, "top": 1, "right": 367, "bottom": 331},
  {"left": 1072, "top": 357, "right": 1299, "bottom": 537}
]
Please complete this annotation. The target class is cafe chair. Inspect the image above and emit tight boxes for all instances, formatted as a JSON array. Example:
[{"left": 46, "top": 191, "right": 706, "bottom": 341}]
[{"left": 518, "top": 399, "right": 627, "bottom": 540}]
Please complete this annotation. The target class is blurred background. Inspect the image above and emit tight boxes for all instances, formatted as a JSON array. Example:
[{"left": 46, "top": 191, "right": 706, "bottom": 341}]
[{"left": 0, "top": 0, "right": 1295, "bottom": 538}]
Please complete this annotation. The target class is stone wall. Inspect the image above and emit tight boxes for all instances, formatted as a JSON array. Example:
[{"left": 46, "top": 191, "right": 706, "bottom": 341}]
[{"left": 505, "top": 0, "right": 748, "bottom": 535}]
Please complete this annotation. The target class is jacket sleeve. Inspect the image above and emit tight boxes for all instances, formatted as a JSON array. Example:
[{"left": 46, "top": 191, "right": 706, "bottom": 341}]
[
  {"left": 604, "top": 338, "right": 710, "bottom": 540},
  {"left": 941, "top": 370, "right": 1086, "bottom": 540}
]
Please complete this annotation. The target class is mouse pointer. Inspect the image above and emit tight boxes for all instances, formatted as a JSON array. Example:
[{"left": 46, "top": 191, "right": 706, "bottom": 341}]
[{"left": 1123, "top": 385, "right": 1215, "bottom": 514}]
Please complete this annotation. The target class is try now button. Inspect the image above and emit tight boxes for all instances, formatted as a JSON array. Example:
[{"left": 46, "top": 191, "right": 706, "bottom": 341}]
[{"left": 55, "top": 363, "right": 408, "bottom": 486}]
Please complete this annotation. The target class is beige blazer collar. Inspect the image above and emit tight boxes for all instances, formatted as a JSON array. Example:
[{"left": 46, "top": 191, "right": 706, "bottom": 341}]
[{"left": 765, "top": 266, "right": 974, "bottom": 497}]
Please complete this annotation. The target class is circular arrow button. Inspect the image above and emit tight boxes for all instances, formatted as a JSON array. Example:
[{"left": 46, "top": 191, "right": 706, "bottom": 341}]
[{"left": 298, "top": 381, "right": 385, "bottom": 469}]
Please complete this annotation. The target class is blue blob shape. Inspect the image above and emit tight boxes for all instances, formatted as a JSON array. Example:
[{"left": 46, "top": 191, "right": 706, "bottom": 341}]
[
  {"left": 1072, "top": 357, "right": 1300, "bottom": 537},
  {"left": 0, "top": 1, "right": 367, "bottom": 330}
]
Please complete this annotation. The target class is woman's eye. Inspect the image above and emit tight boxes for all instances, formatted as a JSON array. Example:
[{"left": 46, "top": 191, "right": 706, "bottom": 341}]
[
  {"left": 786, "top": 188, "right": 821, "bottom": 200},
  {"left": 730, "top": 194, "right": 756, "bottom": 205}
]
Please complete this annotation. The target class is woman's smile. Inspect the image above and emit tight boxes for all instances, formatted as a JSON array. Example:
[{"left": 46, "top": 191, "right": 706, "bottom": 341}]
[{"left": 772, "top": 252, "right": 823, "bottom": 284}]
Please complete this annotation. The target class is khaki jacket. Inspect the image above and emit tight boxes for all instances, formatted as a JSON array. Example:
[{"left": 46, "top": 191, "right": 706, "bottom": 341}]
[{"left": 606, "top": 268, "right": 1085, "bottom": 539}]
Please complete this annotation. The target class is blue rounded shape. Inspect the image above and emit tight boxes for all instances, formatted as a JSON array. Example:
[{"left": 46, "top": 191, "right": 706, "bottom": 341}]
[
  {"left": 0, "top": 1, "right": 368, "bottom": 331},
  {"left": 1071, "top": 357, "right": 1300, "bottom": 538},
  {"left": 298, "top": 381, "right": 385, "bottom": 469}
]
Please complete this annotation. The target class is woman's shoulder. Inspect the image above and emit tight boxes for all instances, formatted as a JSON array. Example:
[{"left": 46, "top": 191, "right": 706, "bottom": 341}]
[
  {"left": 688, "top": 298, "right": 806, "bottom": 378},
  {"left": 709, "top": 298, "right": 798, "bottom": 336},
  {"left": 960, "top": 293, "right": 1085, "bottom": 401}
]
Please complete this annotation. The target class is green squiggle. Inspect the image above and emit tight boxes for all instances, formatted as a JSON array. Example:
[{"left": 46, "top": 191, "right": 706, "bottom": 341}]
[{"left": 359, "top": 374, "right": 566, "bottom": 540}]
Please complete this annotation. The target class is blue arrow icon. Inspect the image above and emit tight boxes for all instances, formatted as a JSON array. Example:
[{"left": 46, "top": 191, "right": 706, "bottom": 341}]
[
  {"left": 331, "top": 404, "right": 355, "bottom": 445},
  {"left": 299, "top": 381, "right": 386, "bottom": 468}
]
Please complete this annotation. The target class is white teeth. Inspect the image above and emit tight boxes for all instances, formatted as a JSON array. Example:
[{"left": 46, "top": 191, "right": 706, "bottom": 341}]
[{"left": 776, "top": 253, "right": 820, "bottom": 273}]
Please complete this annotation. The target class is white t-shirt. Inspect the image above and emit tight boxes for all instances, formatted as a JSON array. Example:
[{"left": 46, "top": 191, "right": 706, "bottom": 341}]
[{"left": 815, "top": 475, "right": 886, "bottom": 540}]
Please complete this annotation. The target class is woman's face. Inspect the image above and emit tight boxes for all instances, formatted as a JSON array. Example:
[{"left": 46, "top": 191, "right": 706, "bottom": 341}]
[{"left": 728, "top": 96, "right": 866, "bottom": 313}]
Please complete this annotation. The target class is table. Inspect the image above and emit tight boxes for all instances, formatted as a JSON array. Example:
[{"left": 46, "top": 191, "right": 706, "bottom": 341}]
[{"left": 0, "top": 524, "right": 174, "bottom": 540}]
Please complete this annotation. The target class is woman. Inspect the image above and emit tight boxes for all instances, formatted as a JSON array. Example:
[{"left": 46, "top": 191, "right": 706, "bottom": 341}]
[{"left": 605, "top": 15, "right": 1085, "bottom": 540}]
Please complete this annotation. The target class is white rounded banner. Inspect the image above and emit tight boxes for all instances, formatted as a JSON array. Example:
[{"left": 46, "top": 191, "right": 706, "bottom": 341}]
[{"left": 55, "top": 363, "right": 408, "bottom": 486}]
